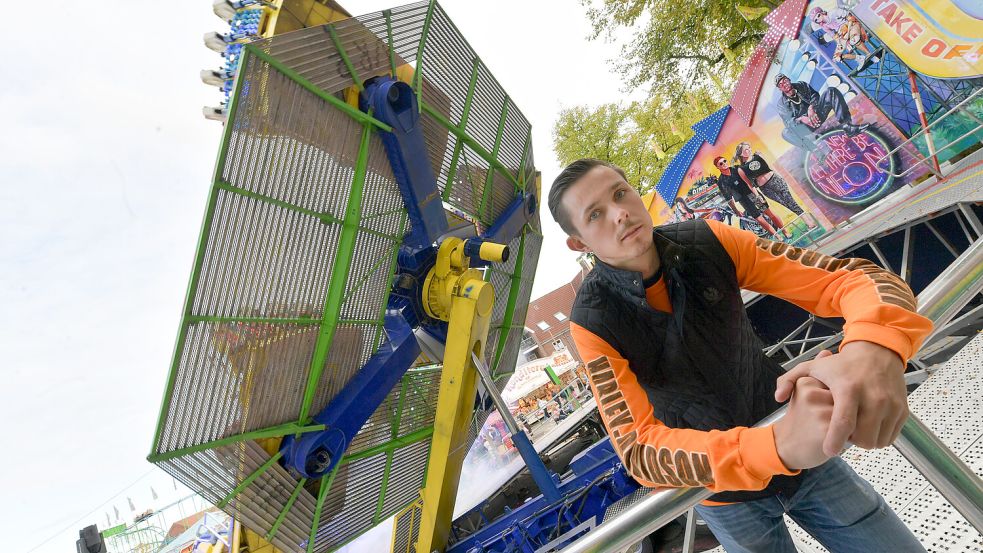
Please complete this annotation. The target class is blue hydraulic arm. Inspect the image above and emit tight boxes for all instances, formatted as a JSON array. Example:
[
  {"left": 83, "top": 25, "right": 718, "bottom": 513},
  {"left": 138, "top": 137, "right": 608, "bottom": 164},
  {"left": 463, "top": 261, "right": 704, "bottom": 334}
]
[{"left": 280, "top": 75, "right": 544, "bottom": 495}]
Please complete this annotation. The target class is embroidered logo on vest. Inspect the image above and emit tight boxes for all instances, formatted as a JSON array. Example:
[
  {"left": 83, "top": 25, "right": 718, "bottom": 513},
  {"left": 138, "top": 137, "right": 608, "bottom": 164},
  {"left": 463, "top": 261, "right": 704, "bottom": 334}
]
[{"left": 702, "top": 286, "right": 723, "bottom": 303}]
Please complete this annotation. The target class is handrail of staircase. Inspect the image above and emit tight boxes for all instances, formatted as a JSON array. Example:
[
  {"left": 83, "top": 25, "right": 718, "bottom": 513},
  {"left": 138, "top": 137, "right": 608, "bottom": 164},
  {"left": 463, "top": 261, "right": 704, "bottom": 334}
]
[{"left": 561, "top": 237, "right": 983, "bottom": 553}]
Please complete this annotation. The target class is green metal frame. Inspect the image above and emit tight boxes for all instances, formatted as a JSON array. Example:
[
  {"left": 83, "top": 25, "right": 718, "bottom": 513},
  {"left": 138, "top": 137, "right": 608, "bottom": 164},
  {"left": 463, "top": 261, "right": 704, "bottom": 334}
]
[
  {"left": 297, "top": 121, "right": 374, "bottom": 424},
  {"left": 442, "top": 58, "right": 481, "bottom": 202},
  {"left": 151, "top": 2, "right": 539, "bottom": 549}
]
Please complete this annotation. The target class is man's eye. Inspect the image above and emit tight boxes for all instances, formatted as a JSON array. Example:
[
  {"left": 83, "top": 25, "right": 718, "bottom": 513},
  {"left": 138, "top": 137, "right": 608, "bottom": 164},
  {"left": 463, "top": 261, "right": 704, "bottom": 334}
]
[
  {"left": 615, "top": 189, "right": 625, "bottom": 200},
  {"left": 588, "top": 210, "right": 600, "bottom": 221}
]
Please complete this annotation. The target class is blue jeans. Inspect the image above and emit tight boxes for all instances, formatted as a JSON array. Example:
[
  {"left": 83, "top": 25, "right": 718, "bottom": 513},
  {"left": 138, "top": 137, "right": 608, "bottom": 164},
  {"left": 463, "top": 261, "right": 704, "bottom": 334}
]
[{"left": 694, "top": 458, "right": 925, "bottom": 552}]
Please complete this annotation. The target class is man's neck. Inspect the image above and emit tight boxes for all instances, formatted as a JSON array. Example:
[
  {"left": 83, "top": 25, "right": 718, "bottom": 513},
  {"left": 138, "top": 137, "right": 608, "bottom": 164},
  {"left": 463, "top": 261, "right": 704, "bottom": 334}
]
[{"left": 602, "top": 240, "right": 661, "bottom": 280}]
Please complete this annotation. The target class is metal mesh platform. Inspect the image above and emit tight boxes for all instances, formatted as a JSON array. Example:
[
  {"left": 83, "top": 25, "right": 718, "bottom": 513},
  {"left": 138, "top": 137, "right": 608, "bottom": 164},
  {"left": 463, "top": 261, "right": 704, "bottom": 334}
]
[
  {"left": 773, "top": 333, "right": 983, "bottom": 553},
  {"left": 149, "top": 2, "right": 540, "bottom": 551}
]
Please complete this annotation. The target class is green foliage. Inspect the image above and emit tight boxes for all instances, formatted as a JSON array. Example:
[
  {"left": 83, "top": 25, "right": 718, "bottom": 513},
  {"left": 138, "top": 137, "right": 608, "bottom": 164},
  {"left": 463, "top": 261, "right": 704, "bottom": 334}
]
[
  {"left": 552, "top": 1, "right": 775, "bottom": 192},
  {"left": 553, "top": 83, "right": 725, "bottom": 194},
  {"left": 583, "top": 0, "right": 774, "bottom": 94}
]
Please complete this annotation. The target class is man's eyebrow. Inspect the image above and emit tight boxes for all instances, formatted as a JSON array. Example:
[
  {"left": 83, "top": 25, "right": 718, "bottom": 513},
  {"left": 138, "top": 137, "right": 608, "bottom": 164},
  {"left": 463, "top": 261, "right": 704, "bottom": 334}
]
[{"left": 579, "top": 180, "right": 624, "bottom": 219}]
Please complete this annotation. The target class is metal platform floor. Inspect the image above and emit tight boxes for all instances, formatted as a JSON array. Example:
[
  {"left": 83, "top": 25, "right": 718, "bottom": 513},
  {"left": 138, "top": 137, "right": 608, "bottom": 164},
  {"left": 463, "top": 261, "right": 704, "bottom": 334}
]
[{"left": 700, "top": 333, "right": 983, "bottom": 553}]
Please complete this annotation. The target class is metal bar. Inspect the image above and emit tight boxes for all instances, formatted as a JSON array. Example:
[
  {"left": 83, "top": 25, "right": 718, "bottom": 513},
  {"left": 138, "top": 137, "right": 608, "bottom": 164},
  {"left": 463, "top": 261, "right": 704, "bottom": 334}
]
[
  {"left": 799, "top": 320, "right": 813, "bottom": 356},
  {"left": 217, "top": 451, "right": 284, "bottom": 508},
  {"left": 148, "top": 422, "right": 325, "bottom": 463},
  {"left": 373, "top": 212, "right": 408, "bottom": 351},
  {"left": 306, "top": 463, "right": 339, "bottom": 553},
  {"left": 420, "top": 101, "right": 523, "bottom": 193},
  {"left": 491, "top": 230, "right": 527, "bottom": 375},
  {"left": 186, "top": 315, "right": 320, "bottom": 325},
  {"left": 374, "top": 378, "right": 410, "bottom": 522},
  {"left": 244, "top": 45, "right": 392, "bottom": 132},
  {"left": 184, "top": 315, "right": 381, "bottom": 327},
  {"left": 907, "top": 71, "right": 941, "bottom": 175},
  {"left": 958, "top": 203, "right": 983, "bottom": 238},
  {"left": 895, "top": 122, "right": 983, "bottom": 179},
  {"left": 413, "top": 0, "right": 436, "bottom": 113},
  {"left": 442, "top": 58, "right": 481, "bottom": 202},
  {"left": 297, "top": 121, "right": 374, "bottom": 424},
  {"left": 900, "top": 226, "right": 914, "bottom": 283},
  {"left": 517, "top": 128, "right": 532, "bottom": 189},
  {"left": 384, "top": 10, "right": 397, "bottom": 77},
  {"left": 562, "top": 237, "right": 983, "bottom": 553},
  {"left": 214, "top": 180, "right": 399, "bottom": 243},
  {"left": 150, "top": 50, "right": 252, "bottom": 456},
  {"left": 682, "top": 509, "right": 697, "bottom": 553},
  {"left": 877, "top": 87, "right": 983, "bottom": 172},
  {"left": 925, "top": 220, "right": 961, "bottom": 259},
  {"left": 327, "top": 25, "right": 363, "bottom": 90},
  {"left": 341, "top": 426, "right": 435, "bottom": 463},
  {"left": 266, "top": 477, "right": 308, "bottom": 541},
  {"left": 894, "top": 415, "right": 983, "bottom": 531},
  {"left": 765, "top": 317, "right": 814, "bottom": 356},
  {"left": 954, "top": 207, "right": 976, "bottom": 244},
  {"left": 472, "top": 352, "right": 562, "bottom": 503},
  {"left": 866, "top": 239, "right": 894, "bottom": 272},
  {"left": 917, "top": 303, "right": 983, "bottom": 354},
  {"left": 480, "top": 96, "right": 511, "bottom": 223}
]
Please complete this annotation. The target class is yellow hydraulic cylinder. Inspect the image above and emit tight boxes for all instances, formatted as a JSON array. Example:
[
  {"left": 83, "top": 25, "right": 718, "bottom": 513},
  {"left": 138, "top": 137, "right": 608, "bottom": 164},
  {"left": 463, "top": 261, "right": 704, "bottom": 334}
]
[{"left": 413, "top": 237, "right": 498, "bottom": 553}]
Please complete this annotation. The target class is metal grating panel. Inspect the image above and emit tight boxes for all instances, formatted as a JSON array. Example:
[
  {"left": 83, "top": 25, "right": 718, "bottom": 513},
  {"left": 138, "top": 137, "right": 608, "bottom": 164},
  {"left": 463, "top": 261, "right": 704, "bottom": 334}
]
[{"left": 152, "top": 2, "right": 540, "bottom": 551}]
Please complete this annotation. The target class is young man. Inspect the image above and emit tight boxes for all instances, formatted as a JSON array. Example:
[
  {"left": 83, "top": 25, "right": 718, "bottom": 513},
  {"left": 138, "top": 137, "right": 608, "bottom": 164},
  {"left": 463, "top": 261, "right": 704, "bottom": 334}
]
[{"left": 548, "top": 158, "right": 932, "bottom": 552}]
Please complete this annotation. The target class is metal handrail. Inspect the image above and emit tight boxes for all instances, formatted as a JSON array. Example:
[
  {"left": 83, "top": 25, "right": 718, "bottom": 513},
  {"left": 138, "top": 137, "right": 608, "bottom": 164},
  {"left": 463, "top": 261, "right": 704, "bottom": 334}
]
[
  {"left": 561, "top": 237, "right": 983, "bottom": 553},
  {"left": 878, "top": 87, "right": 983, "bottom": 179}
]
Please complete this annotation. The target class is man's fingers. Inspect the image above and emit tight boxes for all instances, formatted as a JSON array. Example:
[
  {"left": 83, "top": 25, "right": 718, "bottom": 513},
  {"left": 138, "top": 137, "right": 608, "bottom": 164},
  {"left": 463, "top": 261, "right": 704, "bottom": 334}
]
[
  {"left": 824, "top": 394, "right": 859, "bottom": 457},
  {"left": 776, "top": 350, "right": 832, "bottom": 402},
  {"left": 852, "top": 406, "right": 882, "bottom": 450},
  {"left": 889, "top": 406, "right": 909, "bottom": 445},
  {"left": 876, "top": 410, "right": 896, "bottom": 448},
  {"left": 776, "top": 363, "right": 812, "bottom": 402}
]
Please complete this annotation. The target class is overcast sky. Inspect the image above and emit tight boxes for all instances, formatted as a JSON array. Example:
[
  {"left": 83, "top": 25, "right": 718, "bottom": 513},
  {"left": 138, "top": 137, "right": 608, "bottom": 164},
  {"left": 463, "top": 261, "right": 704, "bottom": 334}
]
[{"left": 1, "top": 1, "right": 643, "bottom": 551}]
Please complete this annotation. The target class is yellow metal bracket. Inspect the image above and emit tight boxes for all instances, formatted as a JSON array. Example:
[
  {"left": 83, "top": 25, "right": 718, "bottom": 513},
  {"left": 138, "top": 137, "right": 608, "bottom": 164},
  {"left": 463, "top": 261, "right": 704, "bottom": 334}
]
[{"left": 409, "top": 237, "right": 505, "bottom": 553}]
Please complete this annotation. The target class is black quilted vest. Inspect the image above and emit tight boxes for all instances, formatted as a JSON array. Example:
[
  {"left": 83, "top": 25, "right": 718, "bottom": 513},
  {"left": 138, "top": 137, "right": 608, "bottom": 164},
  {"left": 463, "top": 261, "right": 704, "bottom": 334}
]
[{"left": 571, "top": 219, "right": 804, "bottom": 502}]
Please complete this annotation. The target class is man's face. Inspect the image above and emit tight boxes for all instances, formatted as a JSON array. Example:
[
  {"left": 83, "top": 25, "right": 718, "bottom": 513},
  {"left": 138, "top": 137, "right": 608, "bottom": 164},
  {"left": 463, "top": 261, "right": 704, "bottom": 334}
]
[
  {"left": 715, "top": 158, "right": 730, "bottom": 175},
  {"left": 562, "top": 165, "right": 655, "bottom": 271},
  {"left": 777, "top": 78, "right": 794, "bottom": 95}
]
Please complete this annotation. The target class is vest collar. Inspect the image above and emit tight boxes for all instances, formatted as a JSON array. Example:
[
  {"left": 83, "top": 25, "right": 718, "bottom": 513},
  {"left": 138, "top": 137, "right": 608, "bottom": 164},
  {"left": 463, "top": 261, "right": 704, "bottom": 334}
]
[{"left": 590, "top": 228, "right": 687, "bottom": 299}]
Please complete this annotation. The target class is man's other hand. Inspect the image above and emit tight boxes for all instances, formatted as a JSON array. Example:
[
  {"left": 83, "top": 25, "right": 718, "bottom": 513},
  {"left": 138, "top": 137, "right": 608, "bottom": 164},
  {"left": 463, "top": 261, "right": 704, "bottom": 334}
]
[
  {"left": 773, "top": 375, "right": 834, "bottom": 470},
  {"left": 775, "top": 342, "right": 909, "bottom": 456}
]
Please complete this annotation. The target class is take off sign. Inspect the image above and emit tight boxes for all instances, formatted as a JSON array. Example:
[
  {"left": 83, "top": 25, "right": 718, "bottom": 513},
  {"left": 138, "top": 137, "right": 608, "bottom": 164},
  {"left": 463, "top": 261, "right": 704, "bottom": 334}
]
[{"left": 853, "top": 0, "right": 983, "bottom": 79}]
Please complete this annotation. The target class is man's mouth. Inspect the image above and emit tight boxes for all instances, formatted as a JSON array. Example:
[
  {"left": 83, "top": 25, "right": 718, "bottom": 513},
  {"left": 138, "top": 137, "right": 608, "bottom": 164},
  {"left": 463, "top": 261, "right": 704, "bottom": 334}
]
[{"left": 621, "top": 225, "right": 642, "bottom": 241}]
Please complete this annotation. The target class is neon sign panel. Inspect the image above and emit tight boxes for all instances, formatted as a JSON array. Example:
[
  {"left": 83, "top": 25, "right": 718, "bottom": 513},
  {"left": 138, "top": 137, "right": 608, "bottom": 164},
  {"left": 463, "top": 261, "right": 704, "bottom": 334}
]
[{"left": 805, "top": 129, "right": 895, "bottom": 204}]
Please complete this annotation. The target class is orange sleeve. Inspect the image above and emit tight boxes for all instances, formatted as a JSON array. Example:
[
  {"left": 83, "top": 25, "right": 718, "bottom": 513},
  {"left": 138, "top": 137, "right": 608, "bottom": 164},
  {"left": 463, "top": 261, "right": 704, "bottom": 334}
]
[
  {"left": 705, "top": 219, "right": 933, "bottom": 363},
  {"left": 571, "top": 322, "right": 798, "bottom": 491}
]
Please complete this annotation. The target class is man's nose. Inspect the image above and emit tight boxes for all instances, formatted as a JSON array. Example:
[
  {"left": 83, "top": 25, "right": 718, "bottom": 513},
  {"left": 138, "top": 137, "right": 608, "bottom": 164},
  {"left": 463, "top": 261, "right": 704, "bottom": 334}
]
[{"left": 614, "top": 206, "right": 630, "bottom": 225}]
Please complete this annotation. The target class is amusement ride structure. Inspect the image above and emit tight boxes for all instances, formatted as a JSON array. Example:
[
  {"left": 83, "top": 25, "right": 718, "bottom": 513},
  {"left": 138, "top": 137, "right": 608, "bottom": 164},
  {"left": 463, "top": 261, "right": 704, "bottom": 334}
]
[{"left": 71, "top": 1, "right": 983, "bottom": 552}]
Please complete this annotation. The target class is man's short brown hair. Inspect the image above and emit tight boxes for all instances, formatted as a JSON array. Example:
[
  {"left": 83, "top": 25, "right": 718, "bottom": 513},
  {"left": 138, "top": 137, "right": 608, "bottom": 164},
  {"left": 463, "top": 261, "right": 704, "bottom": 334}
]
[{"left": 548, "top": 158, "right": 628, "bottom": 236}]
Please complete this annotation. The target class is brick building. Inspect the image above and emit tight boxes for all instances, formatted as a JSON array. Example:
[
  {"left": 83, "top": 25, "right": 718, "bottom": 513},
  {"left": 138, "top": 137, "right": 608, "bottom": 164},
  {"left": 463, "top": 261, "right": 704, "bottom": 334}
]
[{"left": 519, "top": 254, "right": 595, "bottom": 363}]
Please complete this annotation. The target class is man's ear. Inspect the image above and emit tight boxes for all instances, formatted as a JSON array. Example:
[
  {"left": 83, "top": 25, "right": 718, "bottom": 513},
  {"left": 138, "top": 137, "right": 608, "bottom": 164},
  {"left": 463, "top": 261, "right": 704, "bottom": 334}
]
[{"left": 566, "top": 235, "right": 590, "bottom": 253}]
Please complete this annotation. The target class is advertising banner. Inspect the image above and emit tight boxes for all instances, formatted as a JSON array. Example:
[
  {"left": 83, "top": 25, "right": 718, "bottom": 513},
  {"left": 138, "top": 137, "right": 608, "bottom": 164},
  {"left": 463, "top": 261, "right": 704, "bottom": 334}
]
[
  {"left": 852, "top": 0, "right": 983, "bottom": 79},
  {"left": 650, "top": 0, "right": 981, "bottom": 243}
]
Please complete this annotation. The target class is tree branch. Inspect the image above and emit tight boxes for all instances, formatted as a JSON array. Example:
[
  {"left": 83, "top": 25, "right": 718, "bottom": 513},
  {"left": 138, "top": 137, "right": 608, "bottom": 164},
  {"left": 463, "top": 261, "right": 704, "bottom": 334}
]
[{"left": 666, "top": 33, "right": 765, "bottom": 66}]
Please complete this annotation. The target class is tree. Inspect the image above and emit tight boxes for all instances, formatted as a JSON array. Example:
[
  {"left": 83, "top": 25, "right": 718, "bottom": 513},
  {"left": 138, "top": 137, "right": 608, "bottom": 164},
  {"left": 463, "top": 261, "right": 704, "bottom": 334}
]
[
  {"left": 553, "top": 83, "right": 725, "bottom": 194},
  {"left": 582, "top": 0, "right": 775, "bottom": 96}
]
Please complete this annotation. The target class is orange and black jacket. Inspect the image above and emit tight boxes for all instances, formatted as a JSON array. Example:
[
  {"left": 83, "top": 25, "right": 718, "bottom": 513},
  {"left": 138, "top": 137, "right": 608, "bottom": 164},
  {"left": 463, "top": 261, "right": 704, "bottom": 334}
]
[{"left": 570, "top": 219, "right": 932, "bottom": 503}]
